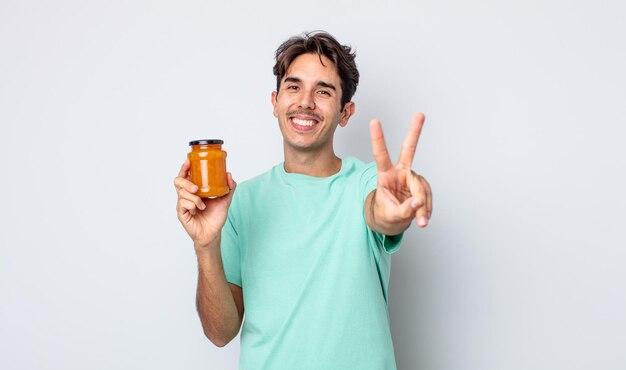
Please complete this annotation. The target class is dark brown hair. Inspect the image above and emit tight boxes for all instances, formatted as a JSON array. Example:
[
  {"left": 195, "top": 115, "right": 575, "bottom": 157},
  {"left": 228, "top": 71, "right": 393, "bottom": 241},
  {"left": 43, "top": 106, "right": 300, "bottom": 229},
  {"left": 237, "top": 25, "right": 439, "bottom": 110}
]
[{"left": 273, "top": 31, "right": 360, "bottom": 107}]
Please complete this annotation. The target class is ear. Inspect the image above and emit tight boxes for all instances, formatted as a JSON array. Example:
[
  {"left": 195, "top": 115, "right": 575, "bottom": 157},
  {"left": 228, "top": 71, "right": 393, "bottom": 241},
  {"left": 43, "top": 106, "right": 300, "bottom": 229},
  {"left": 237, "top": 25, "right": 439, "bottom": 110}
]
[
  {"left": 271, "top": 91, "right": 278, "bottom": 117},
  {"left": 338, "top": 101, "right": 355, "bottom": 127}
]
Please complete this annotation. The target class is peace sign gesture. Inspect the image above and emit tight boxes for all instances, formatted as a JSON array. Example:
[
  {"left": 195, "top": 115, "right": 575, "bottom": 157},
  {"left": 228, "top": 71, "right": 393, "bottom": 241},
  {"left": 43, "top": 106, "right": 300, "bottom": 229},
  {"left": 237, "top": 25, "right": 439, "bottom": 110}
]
[{"left": 365, "top": 113, "right": 433, "bottom": 236}]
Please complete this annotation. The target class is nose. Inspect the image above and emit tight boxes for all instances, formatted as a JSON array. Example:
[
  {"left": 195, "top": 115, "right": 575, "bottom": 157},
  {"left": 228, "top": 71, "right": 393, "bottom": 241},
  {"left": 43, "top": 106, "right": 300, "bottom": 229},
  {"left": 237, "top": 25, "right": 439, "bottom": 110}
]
[{"left": 298, "top": 91, "right": 315, "bottom": 109}]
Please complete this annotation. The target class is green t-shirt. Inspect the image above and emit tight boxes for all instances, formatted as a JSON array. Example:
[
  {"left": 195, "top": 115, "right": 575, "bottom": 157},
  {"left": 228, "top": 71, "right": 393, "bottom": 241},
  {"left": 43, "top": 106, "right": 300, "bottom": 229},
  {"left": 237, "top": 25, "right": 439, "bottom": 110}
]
[{"left": 221, "top": 156, "right": 403, "bottom": 370}]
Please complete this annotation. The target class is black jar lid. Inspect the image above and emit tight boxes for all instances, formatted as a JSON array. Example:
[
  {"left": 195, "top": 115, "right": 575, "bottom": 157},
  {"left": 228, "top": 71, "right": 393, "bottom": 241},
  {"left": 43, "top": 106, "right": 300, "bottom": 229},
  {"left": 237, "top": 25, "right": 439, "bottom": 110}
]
[{"left": 189, "top": 139, "right": 224, "bottom": 145}]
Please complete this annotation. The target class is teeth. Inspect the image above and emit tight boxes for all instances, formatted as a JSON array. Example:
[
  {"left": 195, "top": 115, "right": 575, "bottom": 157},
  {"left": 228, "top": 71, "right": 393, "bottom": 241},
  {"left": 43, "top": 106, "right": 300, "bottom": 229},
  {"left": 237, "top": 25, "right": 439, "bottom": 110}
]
[{"left": 293, "top": 118, "right": 315, "bottom": 126}]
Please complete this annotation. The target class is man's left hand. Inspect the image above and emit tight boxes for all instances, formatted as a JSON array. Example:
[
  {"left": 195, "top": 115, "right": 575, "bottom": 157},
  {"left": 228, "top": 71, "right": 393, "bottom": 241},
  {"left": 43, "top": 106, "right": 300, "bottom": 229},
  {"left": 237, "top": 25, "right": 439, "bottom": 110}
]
[{"left": 367, "top": 112, "right": 433, "bottom": 235}]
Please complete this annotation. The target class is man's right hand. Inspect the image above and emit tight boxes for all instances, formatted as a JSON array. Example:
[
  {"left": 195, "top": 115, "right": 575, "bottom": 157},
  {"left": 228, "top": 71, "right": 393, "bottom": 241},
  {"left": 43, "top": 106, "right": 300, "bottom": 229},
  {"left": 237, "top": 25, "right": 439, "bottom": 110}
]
[{"left": 174, "top": 160, "right": 237, "bottom": 250}]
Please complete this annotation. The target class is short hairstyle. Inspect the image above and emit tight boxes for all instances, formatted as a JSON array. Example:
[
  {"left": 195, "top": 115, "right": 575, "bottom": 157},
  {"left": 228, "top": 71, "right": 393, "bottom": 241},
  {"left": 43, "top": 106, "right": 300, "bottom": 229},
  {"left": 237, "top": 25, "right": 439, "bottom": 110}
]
[{"left": 273, "top": 31, "right": 360, "bottom": 107}]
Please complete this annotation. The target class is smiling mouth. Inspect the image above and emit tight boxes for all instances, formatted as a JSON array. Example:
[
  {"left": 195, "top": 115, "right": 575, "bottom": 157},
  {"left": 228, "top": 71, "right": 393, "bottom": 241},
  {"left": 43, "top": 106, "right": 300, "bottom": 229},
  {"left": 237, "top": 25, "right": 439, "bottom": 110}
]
[
  {"left": 289, "top": 116, "right": 320, "bottom": 131},
  {"left": 292, "top": 117, "right": 317, "bottom": 126}
]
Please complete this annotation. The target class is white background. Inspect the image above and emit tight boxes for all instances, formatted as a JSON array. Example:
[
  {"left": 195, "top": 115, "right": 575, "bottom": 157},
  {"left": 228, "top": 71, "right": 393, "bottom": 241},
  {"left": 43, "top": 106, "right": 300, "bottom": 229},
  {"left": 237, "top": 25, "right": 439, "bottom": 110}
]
[{"left": 1, "top": 1, "right": 625, "bottom": 369}]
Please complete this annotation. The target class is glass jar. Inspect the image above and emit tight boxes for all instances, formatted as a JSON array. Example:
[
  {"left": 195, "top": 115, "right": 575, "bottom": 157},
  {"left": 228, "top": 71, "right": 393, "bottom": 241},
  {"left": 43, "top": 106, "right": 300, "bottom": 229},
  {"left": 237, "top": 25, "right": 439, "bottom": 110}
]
[{"left": 187, "top": 139, "right": 229, "bottom": 198}]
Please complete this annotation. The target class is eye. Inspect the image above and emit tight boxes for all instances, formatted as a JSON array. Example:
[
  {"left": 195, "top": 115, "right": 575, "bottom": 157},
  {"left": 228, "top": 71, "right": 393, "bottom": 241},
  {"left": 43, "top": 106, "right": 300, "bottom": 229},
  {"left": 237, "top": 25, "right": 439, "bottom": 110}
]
[
  {"left": 286, "top": 85, "right": 299, "bottom": 91},
  {"left": 318, "top": 90, "right": 331, "bottom": 96}
]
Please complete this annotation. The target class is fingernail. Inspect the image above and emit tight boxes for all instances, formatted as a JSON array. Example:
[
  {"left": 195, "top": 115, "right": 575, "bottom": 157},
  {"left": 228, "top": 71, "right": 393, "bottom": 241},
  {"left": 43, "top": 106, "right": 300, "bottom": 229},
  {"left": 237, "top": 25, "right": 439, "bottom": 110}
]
[
  {"left": 411, "top": 199, "right": 419, "bottom": 209},
  {"left": 200, "top": 203, "right": 206, "bottom": 210},
  {"left": 418, "top": 216, "right": 428, "bottom": 227}
]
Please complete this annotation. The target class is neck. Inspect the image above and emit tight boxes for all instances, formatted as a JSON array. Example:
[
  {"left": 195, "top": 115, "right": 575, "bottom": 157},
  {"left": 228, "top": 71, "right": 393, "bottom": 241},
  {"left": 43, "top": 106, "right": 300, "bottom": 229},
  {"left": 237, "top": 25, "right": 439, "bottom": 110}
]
[{"left": 283, "top": 146, "right": 342, "bottom": 177}]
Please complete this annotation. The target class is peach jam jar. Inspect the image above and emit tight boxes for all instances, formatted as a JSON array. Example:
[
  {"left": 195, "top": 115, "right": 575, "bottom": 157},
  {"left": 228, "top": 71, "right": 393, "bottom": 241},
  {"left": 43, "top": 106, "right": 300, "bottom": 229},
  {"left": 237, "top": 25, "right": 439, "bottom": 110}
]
[{"left": 187, "top": 139, "right": 229, "bottom": 198}]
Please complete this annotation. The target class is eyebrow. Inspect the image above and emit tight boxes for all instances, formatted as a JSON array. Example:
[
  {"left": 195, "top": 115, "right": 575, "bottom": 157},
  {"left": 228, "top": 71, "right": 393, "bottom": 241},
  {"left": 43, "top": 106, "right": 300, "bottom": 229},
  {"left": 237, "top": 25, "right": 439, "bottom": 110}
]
[
  {"left": 283, "top": 77, "right": 337, "bottom": 91},
  {"left": 317, "top": 81, "right": 337, "bottom": 91}
]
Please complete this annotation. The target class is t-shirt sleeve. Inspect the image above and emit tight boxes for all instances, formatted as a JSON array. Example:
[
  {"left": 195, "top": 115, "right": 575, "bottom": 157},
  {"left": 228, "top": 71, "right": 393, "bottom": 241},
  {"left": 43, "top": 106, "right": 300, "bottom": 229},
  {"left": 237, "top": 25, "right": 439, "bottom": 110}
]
[
  {"left": 360, "top": 162, "right": 404, "bottom": 254},
  {"left": 220, "top": 201, "right": 242, "bottom": 287}
]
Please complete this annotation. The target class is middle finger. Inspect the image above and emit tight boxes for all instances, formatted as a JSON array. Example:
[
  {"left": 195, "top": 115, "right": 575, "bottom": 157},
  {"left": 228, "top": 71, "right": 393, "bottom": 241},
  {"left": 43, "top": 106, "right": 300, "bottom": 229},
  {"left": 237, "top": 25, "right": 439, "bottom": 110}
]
[
  {"left": 177, "top": 187, "right": 205, "bottom": 210},
  {"left": 397, "top": 113, "right": 424, "bottom": 169}
]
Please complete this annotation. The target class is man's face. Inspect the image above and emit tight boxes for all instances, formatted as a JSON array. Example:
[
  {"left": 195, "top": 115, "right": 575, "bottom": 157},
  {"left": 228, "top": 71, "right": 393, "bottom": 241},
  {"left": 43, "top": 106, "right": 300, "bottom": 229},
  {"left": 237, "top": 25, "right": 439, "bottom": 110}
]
[{"left": 272, "top": 53, "right": 354, "bottom": 153}]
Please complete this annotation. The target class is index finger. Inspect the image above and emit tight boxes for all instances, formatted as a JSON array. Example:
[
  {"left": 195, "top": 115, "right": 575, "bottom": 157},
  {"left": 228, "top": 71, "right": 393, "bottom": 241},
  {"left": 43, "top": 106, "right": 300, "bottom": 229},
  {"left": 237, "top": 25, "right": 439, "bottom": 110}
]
[
  {"left": 397, "top": 112, "right": 425, "bottom": 169},
  {"left": 177, "top": 159, "right": 191, "bottom": 178},
  {"left": 369, "top": 119, "right": 393, "bottom": 172}
]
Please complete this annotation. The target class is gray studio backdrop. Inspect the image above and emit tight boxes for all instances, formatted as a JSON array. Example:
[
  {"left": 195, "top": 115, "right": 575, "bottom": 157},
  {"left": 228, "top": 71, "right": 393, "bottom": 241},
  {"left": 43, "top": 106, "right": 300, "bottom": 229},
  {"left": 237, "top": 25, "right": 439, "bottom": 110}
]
[{"left": 1, "top": 1, "right": 624, "bottom": 369}]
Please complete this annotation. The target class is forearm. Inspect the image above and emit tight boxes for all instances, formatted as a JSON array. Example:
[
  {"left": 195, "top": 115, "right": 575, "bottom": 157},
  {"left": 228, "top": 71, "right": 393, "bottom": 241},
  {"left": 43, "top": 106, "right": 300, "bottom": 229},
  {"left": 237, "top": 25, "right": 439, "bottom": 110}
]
[
  {"left": 195, "top": 237, "right": 241, "bottom": 347},
  {"left": 365, "top": 190, "right": 411, "bottom": 236}
]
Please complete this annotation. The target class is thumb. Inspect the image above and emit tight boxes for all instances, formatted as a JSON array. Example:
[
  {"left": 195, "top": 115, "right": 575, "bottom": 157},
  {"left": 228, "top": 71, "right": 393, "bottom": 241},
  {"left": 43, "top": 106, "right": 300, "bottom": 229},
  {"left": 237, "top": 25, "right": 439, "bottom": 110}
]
[
  {"left": 227, "top": 172, "right": 237, "bottom": 190},
  {"left": 224, "top": 172, "right": 237, "bottom": 202}
]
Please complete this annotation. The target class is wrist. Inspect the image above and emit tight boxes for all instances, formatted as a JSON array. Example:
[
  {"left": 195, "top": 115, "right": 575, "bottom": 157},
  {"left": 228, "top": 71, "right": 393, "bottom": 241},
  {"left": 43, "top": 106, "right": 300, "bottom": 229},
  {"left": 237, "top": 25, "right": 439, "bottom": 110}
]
[
  {"left": 370, "top": 217, "right": 409, "bottom": 236},
  {"left": 194, "top": 235, "right": 220, "bottom": 255}
]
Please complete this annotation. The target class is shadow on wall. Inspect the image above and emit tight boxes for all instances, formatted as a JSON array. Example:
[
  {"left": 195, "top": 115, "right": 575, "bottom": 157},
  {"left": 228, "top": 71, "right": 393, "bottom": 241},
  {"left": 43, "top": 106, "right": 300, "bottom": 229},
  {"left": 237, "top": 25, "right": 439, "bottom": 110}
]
[{"left": 388, "top": 231, "right": 438, "bottom": 370}]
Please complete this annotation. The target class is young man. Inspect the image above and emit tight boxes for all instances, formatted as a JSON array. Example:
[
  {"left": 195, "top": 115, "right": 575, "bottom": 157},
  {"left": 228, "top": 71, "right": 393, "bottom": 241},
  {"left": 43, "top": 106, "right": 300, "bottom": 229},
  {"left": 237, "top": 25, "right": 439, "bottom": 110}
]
[{"left": 174, "top": 31, "right": 432, "bottom": 369}]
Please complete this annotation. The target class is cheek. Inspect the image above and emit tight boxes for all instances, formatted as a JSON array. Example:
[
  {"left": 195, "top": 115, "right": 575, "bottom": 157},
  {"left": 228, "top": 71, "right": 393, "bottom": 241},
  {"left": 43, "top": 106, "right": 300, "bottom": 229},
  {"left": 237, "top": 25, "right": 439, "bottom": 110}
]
[{"left": 322, "top": 102, "right": 343, "bottom": 119}]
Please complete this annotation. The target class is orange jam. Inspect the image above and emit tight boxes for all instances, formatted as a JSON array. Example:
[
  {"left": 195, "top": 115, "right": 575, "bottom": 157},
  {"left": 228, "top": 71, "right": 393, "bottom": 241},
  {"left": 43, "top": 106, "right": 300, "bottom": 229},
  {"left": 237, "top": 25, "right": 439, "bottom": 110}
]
[{"left": 187, "top": 139, "right": 229, "bottom": 198}]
